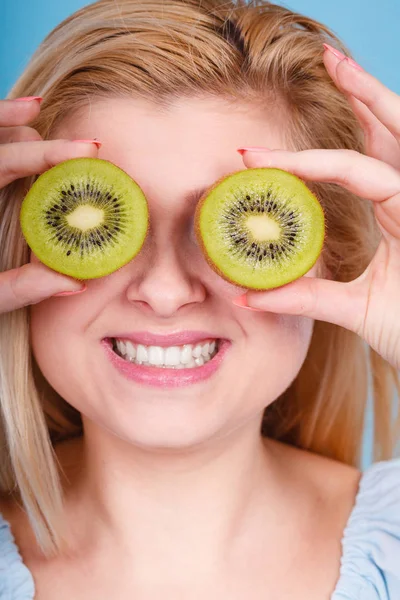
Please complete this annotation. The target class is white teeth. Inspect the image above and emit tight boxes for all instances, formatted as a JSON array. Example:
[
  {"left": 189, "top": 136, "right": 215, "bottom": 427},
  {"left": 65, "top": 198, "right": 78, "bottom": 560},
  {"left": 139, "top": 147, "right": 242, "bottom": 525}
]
[
  {"left": 125, "top": 341, "right": 136, "bottom": 359},
  {"left": 113, "top": 338, "right": 219, "bottom": 369},
  {"left": 164, "top": 346, "right": 181, "bottom": 366},
  {"left": 148, "top": 346, "right": 164, "bottom": 366},
  {"left": 118, "top": 340, "right": 126, "bottom": 355},
  {"left": 192, "top": 344, "right": 203, "bottom": 358},
  {"left": 180, "top": 344, "right": 193, "bottom": 364},
  {"left": 201, "top": 342, "right": 210, "bottom": 357},
  {"left": 136, "top": 344, "right": 148, "bottom": 364}
]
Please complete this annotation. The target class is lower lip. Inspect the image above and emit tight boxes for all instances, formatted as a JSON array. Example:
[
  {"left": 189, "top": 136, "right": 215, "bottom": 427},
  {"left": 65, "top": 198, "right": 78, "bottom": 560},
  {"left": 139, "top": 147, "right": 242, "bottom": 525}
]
[{"left": 102, "top": 339, "right": 231, "bottom": 388}]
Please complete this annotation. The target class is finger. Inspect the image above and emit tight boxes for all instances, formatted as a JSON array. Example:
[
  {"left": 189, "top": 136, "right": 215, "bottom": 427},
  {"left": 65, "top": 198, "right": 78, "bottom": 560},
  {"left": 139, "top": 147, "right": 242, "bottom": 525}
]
[
  {"left": 0, "top": 139, "right": 100, "bottom": 188},
  {"left": 322, "top": 43, "right": 349, "bottom": 92},
  {"left": 335, "top": 58, "right": 400, "bottom": 142},
  {"left": 234, "top": 276, "right": 366, "bottom": 335},
  {"left": 0, "top": 262, "right": 86, "bottom": 313},
  {"left": 0, "top": 126, "right": 42, "bottom": 144},
  {"left": 348, "top": 96, "right": 400, "bottom": 170},
  {"left": 323, "top": 48, "right": 400, "bottom": 169},
  {"left": 239, "top": 148, "right": 400, "bottom": 202},
  {"left": 0, "top": 97, "right": 42, "bottom": 127}
]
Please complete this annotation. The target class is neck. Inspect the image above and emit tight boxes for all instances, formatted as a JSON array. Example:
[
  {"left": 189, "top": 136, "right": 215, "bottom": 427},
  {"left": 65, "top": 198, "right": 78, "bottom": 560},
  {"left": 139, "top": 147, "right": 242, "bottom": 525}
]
[{"left": 60, "top": 419, "right": 286, "bottom": 579}]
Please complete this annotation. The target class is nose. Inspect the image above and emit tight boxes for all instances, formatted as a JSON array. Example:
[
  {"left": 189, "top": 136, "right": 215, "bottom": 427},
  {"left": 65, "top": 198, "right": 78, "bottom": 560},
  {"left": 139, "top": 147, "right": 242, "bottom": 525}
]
[{"left": 126, "top": 242, "right": 206, "bottom": 318}]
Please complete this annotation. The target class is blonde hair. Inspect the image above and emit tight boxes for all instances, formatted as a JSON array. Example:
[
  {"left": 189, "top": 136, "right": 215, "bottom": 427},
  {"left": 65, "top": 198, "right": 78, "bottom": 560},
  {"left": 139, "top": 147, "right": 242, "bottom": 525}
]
[{"left": 1, "top": 0, "right": 399, "bottom": 556}]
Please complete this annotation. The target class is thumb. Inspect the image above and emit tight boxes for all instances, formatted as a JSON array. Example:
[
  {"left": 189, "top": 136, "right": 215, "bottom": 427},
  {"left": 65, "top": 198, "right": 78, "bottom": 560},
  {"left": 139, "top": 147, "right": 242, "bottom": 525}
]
[
  {"left": 0, "top": 262, "right": 86, "bottom": 313},
  {"left": 233, "top": 276, "right": 366, "bottom": 334}
]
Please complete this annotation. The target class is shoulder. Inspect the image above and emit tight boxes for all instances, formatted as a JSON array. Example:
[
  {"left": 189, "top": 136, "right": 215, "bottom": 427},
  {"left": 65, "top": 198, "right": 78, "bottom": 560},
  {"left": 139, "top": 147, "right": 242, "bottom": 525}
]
[
  {"left": 267, "top": 440, "right": 400, "bottom": 599},
  {"left": 0, "top": 499, "right": 35, "bottom": 599},
  {"left": 265, "top": 437, "right": 362, "bottom": 510},
  {"left": 332, "top": 456, "right": 400, "bottom": 600}
]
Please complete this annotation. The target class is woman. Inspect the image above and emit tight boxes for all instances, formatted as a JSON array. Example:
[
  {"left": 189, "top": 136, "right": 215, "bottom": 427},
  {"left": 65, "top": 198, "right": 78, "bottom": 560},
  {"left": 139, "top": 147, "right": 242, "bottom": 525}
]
[{"left": 0, "top": 0, "right": 399, "bottom": 598}]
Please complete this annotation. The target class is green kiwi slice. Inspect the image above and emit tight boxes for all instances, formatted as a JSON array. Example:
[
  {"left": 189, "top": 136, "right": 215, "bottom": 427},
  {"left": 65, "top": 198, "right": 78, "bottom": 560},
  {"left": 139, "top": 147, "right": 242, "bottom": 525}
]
[
  {"left": 20, "top": 157, "right": 149, "bottom": 280},
  {"left": 195, "top": 168, "right": 325, "bottom": 290}
]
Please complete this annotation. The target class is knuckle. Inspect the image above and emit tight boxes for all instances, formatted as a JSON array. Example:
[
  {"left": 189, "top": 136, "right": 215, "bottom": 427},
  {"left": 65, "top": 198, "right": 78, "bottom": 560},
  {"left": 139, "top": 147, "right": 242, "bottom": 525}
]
[
  {"left": 0, "top": 126, "right": 42, "bottom": 145},
  {"left": 0, "top": 144, "right": 19, "bottom": 181},
  {"left": 0, "top": 129, "right": 17, "bottom": 145},
  {"left": 344, "top": 149, "right": 359, "bottom": 160},
  {"left": 42, "top": 143, "right": 63, "bottom": 169},
  {"left": 338, "top": 151, "right": 359, "bottom": 186},
  {"left": 364, "top": 87, "right": 380, "bottom": 111},
  {"left": 10, "top": 270, "right": 26, "bottom": 303},
  {"left": 8, "top": 266, "right": 36, "bottom": 308},
  {"left": 298, "top": 280, "right": 318, "bottom": 315},
  {"left": 7, "top": 272, "right": 20, "bottom": 306},
  {"left": 291, "top": 289, "right": 310, "bottom": 316}
]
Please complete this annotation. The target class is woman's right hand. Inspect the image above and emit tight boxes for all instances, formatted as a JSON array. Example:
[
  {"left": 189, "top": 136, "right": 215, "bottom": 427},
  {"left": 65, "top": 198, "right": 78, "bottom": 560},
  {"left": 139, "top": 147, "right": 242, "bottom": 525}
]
[{"left": 0, "top": 97, "right": 100, "bottom": 313}]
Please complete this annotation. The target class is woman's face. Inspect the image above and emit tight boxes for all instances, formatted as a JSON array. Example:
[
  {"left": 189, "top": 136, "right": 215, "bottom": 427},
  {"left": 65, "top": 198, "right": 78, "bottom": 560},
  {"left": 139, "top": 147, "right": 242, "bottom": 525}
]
[{"left": 30, "top": 97, "right": 318, "bottom": 449}]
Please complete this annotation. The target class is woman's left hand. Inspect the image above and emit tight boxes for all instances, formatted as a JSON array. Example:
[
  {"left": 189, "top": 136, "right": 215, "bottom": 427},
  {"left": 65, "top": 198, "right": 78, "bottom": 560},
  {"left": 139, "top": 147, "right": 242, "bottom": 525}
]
[{"left": 235, "top": 46, "right": 400, "bottom": 370}]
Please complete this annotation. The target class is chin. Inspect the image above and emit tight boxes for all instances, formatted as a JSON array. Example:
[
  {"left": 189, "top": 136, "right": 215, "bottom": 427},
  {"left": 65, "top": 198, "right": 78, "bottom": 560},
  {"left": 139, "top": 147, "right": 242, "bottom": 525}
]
[{"left": 81, "top": 393, "right": 251, "bottom": 453}]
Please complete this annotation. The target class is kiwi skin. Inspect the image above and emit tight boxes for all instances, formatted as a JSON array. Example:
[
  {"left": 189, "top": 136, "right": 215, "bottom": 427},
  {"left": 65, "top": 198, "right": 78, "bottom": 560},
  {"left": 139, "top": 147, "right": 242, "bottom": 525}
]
[
  {"left": 20, "top": 158, "right": 150, "bottom": 280},
  {"left": 194, "top": 167, "right": 326, "bottom": 291}
]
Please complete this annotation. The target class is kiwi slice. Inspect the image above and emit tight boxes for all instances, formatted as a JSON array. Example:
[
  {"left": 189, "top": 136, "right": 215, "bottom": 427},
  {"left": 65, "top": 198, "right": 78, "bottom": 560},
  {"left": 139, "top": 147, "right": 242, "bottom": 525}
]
[
  {"left": 20, "top": 157, "right": 149, "bottom": 280},
  {"left": 195, "top": 168, "right": 325, "bottom": 290}
]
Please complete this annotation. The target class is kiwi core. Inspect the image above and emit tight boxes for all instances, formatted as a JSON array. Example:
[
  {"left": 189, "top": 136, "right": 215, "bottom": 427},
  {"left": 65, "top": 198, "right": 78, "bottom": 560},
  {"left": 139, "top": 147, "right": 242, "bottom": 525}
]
[
  {"left": 246, "top": 214, "right": 281, "bottom": 242},
  {"left": 66, "top": 205, "right": 104, "bottom": 232},
  {"left": 195, "top": 167, "right": 325, "bottom": 290},
  {"left": 19, "top": 157, "right": 150, "bottom": 279}
]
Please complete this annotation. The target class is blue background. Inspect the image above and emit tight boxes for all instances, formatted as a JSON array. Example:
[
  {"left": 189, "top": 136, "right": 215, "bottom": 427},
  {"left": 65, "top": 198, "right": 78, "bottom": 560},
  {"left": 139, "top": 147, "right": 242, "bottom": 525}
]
[{"left": 1, "top": 0, "right": 399, "bottom": 467}]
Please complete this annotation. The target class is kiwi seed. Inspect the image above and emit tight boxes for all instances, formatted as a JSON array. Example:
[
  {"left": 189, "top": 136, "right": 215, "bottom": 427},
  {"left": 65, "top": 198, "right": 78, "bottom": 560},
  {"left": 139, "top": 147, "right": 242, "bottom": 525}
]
[
  {"left": 194, "top": 168, "right": 325, "bottom": 290},
  {"left": 20, "top": 158, "right": 149, "bottom": 280}
]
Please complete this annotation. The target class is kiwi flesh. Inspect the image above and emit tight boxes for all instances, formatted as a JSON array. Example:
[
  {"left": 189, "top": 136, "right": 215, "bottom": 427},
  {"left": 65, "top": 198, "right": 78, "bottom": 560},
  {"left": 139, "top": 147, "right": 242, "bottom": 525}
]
[
  {"left": 195, "top": 168, "right": 325, "bottom": 290},
  {"left": 20, "top": 158, "right": 149, "bottom": 280}
]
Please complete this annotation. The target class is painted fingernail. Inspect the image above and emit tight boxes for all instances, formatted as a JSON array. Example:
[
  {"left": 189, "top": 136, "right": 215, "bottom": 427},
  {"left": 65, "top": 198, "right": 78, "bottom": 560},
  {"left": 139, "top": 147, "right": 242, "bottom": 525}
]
[
  {"left": 237, "top": 147, "right": 271, "bottom": 155},
  {"left": 232, "top": 294, "right": 264, "bottom": 311},
  {"left": 15, "top": 96, "right": 43, "bottom": 103},
  {"left": 53, "top": 284, "right": 87, "bottom": 297},
  {"left": 344, "top": 57, "right": 364, "bottom": 72},
  {"left": 322, "top": 44, "right": 346, "bottom": 60},
  {"left": 72, "top": 139, "right": 102, "bottom": 148}
]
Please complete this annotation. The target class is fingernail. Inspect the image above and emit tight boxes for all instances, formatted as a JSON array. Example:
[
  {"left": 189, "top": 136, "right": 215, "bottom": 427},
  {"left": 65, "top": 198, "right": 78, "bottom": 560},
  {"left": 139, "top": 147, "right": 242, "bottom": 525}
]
[
  {"left": 232, "top": 294, "right": 264, "bottom": 311},
  {"left": 72, "top": 139, "right": 102, "bottom": 148},
  {"left": 344, "top": 57, "right": 364, "bottom": 72},
  {"left": 322, "top": 43, "right": 346, "bottom": 60},
  {"left": 53, "top": 284, "right": 87, "bottom": 297},
  {"left": 15, "top": 96, "right": 43, "bottom": 103},
  {"left": 237, "top": 147, "right": 271, "bottom": 155}
]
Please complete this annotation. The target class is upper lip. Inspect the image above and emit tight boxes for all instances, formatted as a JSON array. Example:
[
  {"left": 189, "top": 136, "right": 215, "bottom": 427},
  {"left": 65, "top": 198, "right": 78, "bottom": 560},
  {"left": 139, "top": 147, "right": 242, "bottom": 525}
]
[{"left": 106, "top": 331, "right": 226, "bottom": 347}]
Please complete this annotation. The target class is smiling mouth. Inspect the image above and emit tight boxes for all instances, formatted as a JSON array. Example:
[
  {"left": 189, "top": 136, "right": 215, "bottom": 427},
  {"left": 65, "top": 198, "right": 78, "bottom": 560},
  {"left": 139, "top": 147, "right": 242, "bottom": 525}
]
[{"left": 111, "top": 338, "right": 220, "bottom": 369}]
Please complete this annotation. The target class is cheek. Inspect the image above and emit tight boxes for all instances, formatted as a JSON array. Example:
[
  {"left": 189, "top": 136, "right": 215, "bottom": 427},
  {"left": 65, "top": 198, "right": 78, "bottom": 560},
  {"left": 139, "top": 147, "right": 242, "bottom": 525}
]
[
  {"left": 246, "top": 313, "right": 314, "bottom": 408},
  {"left": 31, "top": 301, "right": 69, "bottom": 381},
  {"left": 196, "top": 259, "right": 249, "bottom": 300},
  {"left": 277, "top": 313, "right": 315, "bottom": 372},
  {"left": 30, "top": 298, "right": 89, "bottom": 400},
  {"left": 31, "top": 300, "right": 61, "bottom": 353}
]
